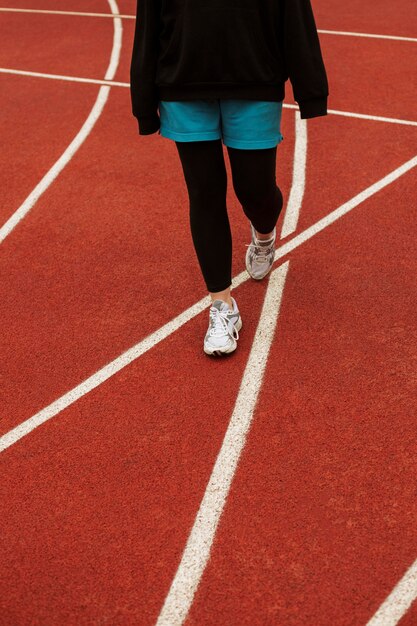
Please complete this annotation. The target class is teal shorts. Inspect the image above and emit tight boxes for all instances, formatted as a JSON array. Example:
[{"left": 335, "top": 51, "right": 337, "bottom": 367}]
[{"left": 158, "top": 99, "right": 284, "bottom": 150}]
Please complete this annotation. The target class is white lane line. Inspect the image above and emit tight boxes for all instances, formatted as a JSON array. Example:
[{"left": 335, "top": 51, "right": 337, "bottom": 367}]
[
  {"left": 366, "top": 560, "right": 417, "bottom": 625},
  {"left": 156, "top": 262, "right": 290, "bottom": 626},
  {"left": 281, "top": 112, "right": 307, "bottom": 238},
  {"left": 327, "top": 108, "right": 417, "bottom": 127},
  {"left": 0, "top": 297, "right": 211, "bottom": 452},
  {"left": 0, "top": 0, "right": 122, "bottom": 245},
  {"left": 2, "top": 67, "right": 416, "bottom": 128},
  {"left": 1, "top": 7, "right": 416, "bottom": 44},
  {"left": 0, "top": 154, "right": 416, "bottom": 453},
  {"left": 0, "top": 67, "right": 127, "bottom": 87},
  {"left": 283, "top": 103, "right": 417, "bottom": 128},
  {"left": 0, "top": 7, "right": 133, "bottom": 18},
  {"left": 318, "top": 29, "right": 417, "bottom": 43},
  {"left": 101, "top": 0, "right": 121, "bottom": 79},
  {"left": 271, "top": 154, "right": 417, "bottom": 265},
  {"left": 155, "top": 107, "right": 306, "bottom": 626}
]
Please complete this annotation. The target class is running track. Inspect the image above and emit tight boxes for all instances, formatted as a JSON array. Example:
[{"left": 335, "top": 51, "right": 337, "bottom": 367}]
[{"left": 0, "top": 0, "right": 416, "bottom": 624}]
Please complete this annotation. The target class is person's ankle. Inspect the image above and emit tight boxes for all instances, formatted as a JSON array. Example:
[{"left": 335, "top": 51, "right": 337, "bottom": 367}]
[
  {"left": 210, "top": 296, "right": 233, "bottom": 310},
  {"left": 255, "top": 229, "right": 275, "bottom": 241},
  {"left": 219, "top": 298, "right": 233, "bottom": 310},
  {"left": 209, "top": 287, "right": 233, "bottom": 310}
]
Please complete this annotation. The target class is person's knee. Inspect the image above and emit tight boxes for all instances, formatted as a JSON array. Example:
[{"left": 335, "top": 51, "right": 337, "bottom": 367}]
[
  {"left": 188, "top": 172, "right": 227, "bottom": 208},
  {"left": 233, "top": 180, "right": 277, "bottom": 210}
]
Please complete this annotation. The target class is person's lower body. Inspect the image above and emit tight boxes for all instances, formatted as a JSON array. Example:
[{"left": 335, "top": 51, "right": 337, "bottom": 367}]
[
  {"left": 174, "top": 138, "right": 284, "bottom": 295},
  {"left": 158, "top": 98, "right": 284, "bottom": 354}
]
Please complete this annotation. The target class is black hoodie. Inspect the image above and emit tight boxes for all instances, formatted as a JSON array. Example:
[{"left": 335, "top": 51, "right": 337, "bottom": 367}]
[{"left": 130, "top": 0, "right": 329, "bottom": 135}]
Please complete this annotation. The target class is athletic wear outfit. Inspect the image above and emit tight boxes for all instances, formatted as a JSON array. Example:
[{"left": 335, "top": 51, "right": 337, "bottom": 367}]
[{"left": 130, "top": 0, "right": 328, "bottom": 354}]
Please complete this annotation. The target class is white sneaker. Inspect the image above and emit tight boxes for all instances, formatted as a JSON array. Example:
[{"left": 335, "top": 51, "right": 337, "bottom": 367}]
[
  {"left": 245, "top": 222, "right": 276, "bottom": 280},
  {"left": 204, "top": 296, "right": 243, "bottom": 356}
]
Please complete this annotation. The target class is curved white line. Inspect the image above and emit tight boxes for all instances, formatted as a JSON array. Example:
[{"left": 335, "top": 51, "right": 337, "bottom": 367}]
[
  {"left": 281, "top": 112, "right": 308, "bottom": 238},
  {"left": 0, "top": 0, "right": 122, "bottom": 244},
  {"left": 104, "top": 0, "right": 122, "bottom": 81},
  {"left": 155, "top": 112, "right": 307, "bottom": 626}
]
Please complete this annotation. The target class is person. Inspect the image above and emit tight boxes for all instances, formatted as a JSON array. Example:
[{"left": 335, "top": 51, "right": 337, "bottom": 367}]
[{"left": 130, "top": 0, "right": 328, "bottom": 356}]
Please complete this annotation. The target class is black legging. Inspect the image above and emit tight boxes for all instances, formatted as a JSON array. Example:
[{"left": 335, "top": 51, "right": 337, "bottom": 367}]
[{"left": 175, "top": 139, "right": 284, "bottom": 293}]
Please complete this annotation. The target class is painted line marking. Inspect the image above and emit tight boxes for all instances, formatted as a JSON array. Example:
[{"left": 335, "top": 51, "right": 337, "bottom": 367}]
[
  {"left": 1, "top": 7, "right": 416, "bottom": 43},
  {"left": 0, "top": 0, "right": 122, "bottom": 244},
  {"left": 156, "top": 109, "right": 305, "bottom": 624},
  {"left": 1, "top": 68, "right": 416, "bottom": 128},
  {"left": 156, "top": 262, "right": 291, "bottom": 626},
  {"left": 366, "top": 560, "right": 417, "bottom": 625},
  {"left": 318, "top": 29, "right": 417, "bottom": 43},
  {"left": 281, "top": 112, "right": 307, "bottom": 237},
  {"left": 284, "top": 102, "right": 417, "bottom": 128},
  {"left": 271, "top": 154, "right": 417, "bottom": 264},
  {"left": 326, "top": 108, "right": 417, "bottom": 128},
  {"left": 0, "top": 295, "right": 211, "bottom": 452},
  {"left": 0, "top": 156, "right": 415, "bottom": 453},
  {"left": 0, "top": 67, "right": 127, "bottom": 87},
  {"left": 0, "top": 6, "right": 133, "bottom": 18}
]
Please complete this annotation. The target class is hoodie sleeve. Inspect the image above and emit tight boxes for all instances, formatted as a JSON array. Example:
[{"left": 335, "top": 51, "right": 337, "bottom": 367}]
[
  {"left": 282, "top": 0, "right": 329, "bottom": 119},
  {"left": 130, "top": 0, "right": 161, "bottom": 135}
]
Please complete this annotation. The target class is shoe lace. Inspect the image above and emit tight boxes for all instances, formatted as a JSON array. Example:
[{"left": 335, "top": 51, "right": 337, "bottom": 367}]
[
  {"left": 245, "top": 241, "right": 274, "bottom": 260},
  {"left": 209, "top": 308, "right": 240, "bottom": 340}
]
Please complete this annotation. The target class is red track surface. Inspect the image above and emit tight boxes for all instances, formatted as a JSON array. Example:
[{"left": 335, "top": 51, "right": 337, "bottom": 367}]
[{"left": 0, "top": 0, "right": 416, "bottom": 624}]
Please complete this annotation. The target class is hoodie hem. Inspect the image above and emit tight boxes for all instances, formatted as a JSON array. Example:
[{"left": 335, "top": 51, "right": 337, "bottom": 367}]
[{"left": 157, "top": 82, "right": 286, "bottom": 102}]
